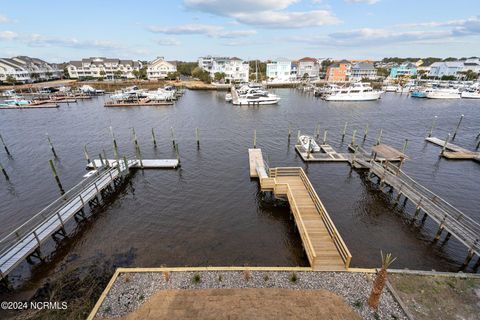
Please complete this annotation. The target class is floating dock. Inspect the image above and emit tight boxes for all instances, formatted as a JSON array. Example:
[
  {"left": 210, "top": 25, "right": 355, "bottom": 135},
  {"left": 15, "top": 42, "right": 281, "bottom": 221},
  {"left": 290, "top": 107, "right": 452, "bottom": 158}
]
[
  {"left": 87, "top": 159, "right": 179, "bottom": 169},
  {"left": 426, "top": 137, "right": 480, "bottom": 162},
  {"left": 104, "top": 100, "right": 174, "bottom": 107},
  {"left": 249, "top": 148, "right": 351, "bottom": 271},
  {"left": 295, "top": 144, "right": 348, "bottom": 162},
  {"left": 0, "top": 103, "right": 59, "bottom": 109}
]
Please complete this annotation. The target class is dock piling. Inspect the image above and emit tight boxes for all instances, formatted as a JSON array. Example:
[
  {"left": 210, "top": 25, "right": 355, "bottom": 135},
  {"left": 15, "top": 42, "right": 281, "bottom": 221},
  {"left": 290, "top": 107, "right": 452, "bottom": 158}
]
[
  {"left": 402, "top": 139, "right": 409, "bottom": 154},
  {"left": 452, "top": 114, "right": 464, "bottom": 140},
  {"left": 428, "top": 116, "right": 437, "bottom": 137},
  {"left": 109, "top": 126, "right": 118, "bottom": 150},
  {"left": 46, "top": 134, "right": 58, "bottom": 158},
  {"left": 476, "top": 139, "right": 480, "bottom": 151},
  {"left": 288, "top": 125, "right": 291, "bottom": 139},
  {"left": 376, "top": 129, "right": 383, "bottom": 145},
  {"left": 0, "top": 161, "right": 9, "bottom": 180},
  {"left": 441, "top": 133, "right": 451, "bottom": 155},
  {"left": 315, "top": 124, "right": 320, "bottom": 140},
  {"left": 342, "top": 122, "right": 348, "bottom": 141},
  {"left": 151, "top": 128, "right": 157, "bottom": 148},
  {"left": 351, "top": 130, "right": 357, "bottom": 146},
  {"left": 363, "top": 123, "right": 369, "bottom": 141},
  {"left": 323, "top": 130, "right": 327, "bottom": 144},
  {"left": 195, "top": 128, "right": 200, "bottom": 148},
  {"left": 99, "top": 153, "right": 105, "bottom": 167},
  {"left": 175, "top": 143, "right": 180, "bottom": 164},
  {"left": 103, "top": 150, "right": 109, "bottom": 168},
  {"left": 83, "top": 145, "right": 91, "bottom": 165},
  {"left": 48, "top": 159, "right": 64, "bottom": 195},
  {"left": 171, "top": 127, "right": 175, "bottom": 147},
  {"left": 253, "top": 129, "right": 257, "bottom": 148},
  {"left": 297, "top": 130, "right": 301, "bottom": 143},
  {"left": 0, "top": 134, "right": 11, "bottom": 156}
]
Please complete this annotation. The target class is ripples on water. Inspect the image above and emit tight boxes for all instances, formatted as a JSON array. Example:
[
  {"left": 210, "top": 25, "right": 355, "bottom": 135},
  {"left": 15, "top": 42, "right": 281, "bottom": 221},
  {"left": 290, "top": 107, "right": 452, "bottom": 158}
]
[{"left": 0, "top": 89, "right": 479, "bottom": 293}]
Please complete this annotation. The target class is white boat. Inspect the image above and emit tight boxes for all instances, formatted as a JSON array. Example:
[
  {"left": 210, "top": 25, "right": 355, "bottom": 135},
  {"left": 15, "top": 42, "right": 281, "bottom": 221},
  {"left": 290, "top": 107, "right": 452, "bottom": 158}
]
[
  {"left": 383, "top": 85, "right": 397, "bottom": 92},
  {"left": 233, "top": 92, "right": 280, "bottom": 105},
  {"left": 1, "top": 99, "right": 32, "bottom": 106},
  {"left": 225, "top": 93, "right": 232, "bottom": 102},
  {"left": 461, "top": 90, "right": 480, "bottom": 99},
  {"left": 315, "top": 84, "right": 341, "bottom": 97},
  {"left": 299, "top": 135, "right": 320, "bottom": 152},
  {"left": 395, "top": 85, "right": 413, "bottom": 94},
  {"left": 1, "top": 89, "right": 17, "bottom": 97},
  {"left": 323, "top": 83, "right": 382, "bottom": 101},
  {"left": 79, "top": 85, "right": 105, "bottom": 95},
  {"left": 425, "top": 88, "right": 461, "bottom": 99}
]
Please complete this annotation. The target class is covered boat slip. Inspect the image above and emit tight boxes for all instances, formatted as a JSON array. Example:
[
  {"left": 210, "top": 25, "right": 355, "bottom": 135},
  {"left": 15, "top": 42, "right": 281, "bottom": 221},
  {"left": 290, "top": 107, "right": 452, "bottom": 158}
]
[{"left": 248, "top": 149, "right": 351, "bottom": 271}]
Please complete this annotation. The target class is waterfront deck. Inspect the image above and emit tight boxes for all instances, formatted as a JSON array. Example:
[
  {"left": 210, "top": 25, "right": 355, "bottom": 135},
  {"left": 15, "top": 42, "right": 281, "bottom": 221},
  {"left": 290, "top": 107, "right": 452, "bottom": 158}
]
[
  {"left": 369, "top": 161, "right": 480, "bottom": 265},
  {"left": 426, "top": 137, "right": 480, "bottom": 162},
  {"left": 249, "top": 149, "right": 351, "bottom": 271}
]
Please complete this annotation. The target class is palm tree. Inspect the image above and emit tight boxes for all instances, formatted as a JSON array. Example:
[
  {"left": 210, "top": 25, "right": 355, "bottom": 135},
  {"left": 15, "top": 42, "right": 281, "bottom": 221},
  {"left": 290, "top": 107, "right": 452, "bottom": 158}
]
[{"left": 368, "top": 251, "right": 396, "bottom": 310}]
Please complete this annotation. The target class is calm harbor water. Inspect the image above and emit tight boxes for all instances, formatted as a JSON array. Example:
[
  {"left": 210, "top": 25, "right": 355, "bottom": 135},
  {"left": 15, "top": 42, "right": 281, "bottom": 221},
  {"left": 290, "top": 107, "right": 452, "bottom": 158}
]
[{"left": 0, "top": 89, "right": 479, "bottom": 301}]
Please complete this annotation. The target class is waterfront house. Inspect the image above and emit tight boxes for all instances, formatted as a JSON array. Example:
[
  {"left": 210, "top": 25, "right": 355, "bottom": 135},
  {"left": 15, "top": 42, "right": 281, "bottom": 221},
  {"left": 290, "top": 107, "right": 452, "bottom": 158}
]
[
  {"left": 0, "top": 56, "right": 61, "bottom": 83},
  {"left": 428, "top": 61, "right": 464, "bottom": 78},
  {"left": 325, "top": 60, "right": 350, "bottom": 82},
  {"left": 198, "top": 56, "right": 249, "bottom": 83},
  {"left": 462, "top": 58, "right": 480, "bottom": 74},
  {"left": 297, "top": 57, "right": 320, "bottom": 80},
  {"left": 266, "top": 58, "right": 292, "bottom": 82},
  {"left": 147, "top": 57, "right": 177, "bottom": 80},
  {"left": 389, "top": 63, "right": 417, "bottom": 78},
  {"left": 350, "top": 62, "right": 377, "bottom": 81},
  {"left": 67, "top": 57, "right": 143, "bottom": 80}
]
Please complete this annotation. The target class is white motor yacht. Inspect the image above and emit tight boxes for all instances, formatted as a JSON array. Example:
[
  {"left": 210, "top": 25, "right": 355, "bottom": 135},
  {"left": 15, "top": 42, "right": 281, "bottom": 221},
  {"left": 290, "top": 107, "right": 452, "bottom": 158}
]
[
  {"left": 461, "top": 89, "right": 480, "bottom": 99},
  {"left": 425, "top": 88, "right": 461, "bottom": 99},
  {"left": 323, "top": 83, "right": 382, "bottom": 101}
]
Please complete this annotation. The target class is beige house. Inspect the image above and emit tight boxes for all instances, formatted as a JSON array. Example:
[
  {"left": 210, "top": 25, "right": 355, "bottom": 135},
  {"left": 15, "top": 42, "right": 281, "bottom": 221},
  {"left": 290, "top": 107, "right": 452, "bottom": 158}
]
[{"left": 147, "top": 57, "right": 177, "bottom": 80}]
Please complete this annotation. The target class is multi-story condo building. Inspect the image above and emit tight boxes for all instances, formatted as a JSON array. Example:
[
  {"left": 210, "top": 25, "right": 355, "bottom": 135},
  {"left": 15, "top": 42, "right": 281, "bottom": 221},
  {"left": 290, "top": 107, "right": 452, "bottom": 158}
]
[
  {"left": 147, "top": 57, "right": 177, "bottom": 80},
  {"left": 297, "top": 57, "right": 320, "bottom": 80},
  {"left": 350, "top": 62, "right": 377, "bottom": 81},
  {"left": 428, "top": 61, "right": 464, "bottom": 78},
  {"left": 389, "top": 62, "right": 417, "bottom": 78},
  {"left": 325, "top": 60, "right": 351, "bottom": 82},
  {"left": 67, "top": 57, "right": 143, "bottom": 80},
  {"left": 0, "top": 56, "right": 61, "bottom": 83},
  {"left": 462, "top": 58, "right": 480, "bottom": 74},
  {"left": 266, "top": 58, "right": 292, "bottom": 81},
  {"left": 198, "top": 56, "right": 249, "bottom": 83}
]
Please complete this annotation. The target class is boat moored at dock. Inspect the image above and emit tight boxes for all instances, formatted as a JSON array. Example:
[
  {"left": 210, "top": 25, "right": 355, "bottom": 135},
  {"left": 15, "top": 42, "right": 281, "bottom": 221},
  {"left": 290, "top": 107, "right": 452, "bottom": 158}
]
[{"left": 323, "top": 83, "right": 383, "bottom": 101}]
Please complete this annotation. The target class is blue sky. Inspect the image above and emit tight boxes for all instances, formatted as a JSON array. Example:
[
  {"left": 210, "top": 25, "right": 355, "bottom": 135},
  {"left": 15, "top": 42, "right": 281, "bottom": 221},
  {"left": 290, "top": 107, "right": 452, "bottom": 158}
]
[{"left": 0, "top": 0, "right": 479, "bottom": 62}]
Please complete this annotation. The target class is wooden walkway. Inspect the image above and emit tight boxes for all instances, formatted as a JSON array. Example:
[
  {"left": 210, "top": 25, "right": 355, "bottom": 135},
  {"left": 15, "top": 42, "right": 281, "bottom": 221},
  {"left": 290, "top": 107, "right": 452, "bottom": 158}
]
[
  {"left": 0, "top": 160, "right": 136, "bottom": 281},
  {"left": 249, "top": 149, "right": 351, "bottom": 271},
  {"left": 87, "top": 159, "right": 179, "bottom": 169},
  {"left": 369, "top": 161, "right": 480, "bottom": 266},
  {"left": 426, "top": 137, "right": 480, "bottom": 162}
]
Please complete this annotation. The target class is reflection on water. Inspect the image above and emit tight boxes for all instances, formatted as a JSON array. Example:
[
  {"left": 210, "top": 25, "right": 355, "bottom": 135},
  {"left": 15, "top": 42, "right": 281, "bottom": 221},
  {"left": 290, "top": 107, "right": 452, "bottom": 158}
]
[{"left": 0, "top": 89, "right": 479, "bottom": 298}]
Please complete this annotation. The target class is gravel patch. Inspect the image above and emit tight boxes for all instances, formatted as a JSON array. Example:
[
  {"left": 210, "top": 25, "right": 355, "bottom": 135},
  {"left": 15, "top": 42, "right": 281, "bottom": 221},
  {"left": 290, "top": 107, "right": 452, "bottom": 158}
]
[{"left": 95, "top": 271, "right": 407, "bottom": 320}]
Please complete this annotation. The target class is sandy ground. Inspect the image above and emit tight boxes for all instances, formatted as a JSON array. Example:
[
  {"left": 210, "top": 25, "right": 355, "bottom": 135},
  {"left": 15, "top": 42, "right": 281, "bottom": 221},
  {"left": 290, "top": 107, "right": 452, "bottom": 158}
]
[
  {"left": 389, "top": 274, "right": 480, "bottom": 320},
  {"left": 115, "top": 288, "right": 361, "bottom": 320}
]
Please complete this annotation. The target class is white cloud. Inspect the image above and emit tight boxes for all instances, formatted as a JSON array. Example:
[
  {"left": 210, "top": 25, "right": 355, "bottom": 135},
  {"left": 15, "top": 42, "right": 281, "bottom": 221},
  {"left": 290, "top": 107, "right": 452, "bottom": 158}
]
[
  {"left": 0, "top": 30, "right": 17, "bottom": 40},
  {"left": 345, "top": 0, "right": 380, "bottom": 4},
  {"left": 234, "top": 10, "right": 340, "bottom": 28},
  {"left": 290, "top": 15, "right": 480, "bottom": 47},
  {"left": 183, "top": 0, "right": 340, "bottom": 28},
  {"left": 184, "top": 0, "right": 298, "bottom": 15},
  {"left": 148, "top": 24, "right": 256, "bottom": 38},
  {"left": 0, "top": 15, "right": 10, "bottom": 23},
  {"left": 25, "top": 34, "right": 122, "bottom": 50},
  {"left": 156, "top": 38, "right": 181, "bottom": 46}
]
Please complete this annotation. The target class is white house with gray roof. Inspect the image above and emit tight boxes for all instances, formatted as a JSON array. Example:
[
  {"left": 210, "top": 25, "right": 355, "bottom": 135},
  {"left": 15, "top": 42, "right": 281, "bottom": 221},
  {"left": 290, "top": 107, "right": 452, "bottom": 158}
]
[
  {"left": 147, "top": 57, "right": 177, "bottom": 80},
  {"left": 198, "top": 56, "right": 249, "bottom": 82},
  {"left": 0, "top": 56, "right": 61, "bottom": 83},
  {"left": 67, "top": 57, "right": 143, "bottom": 80},
  {"left": 350, "top": 62, "right": 377, "bottom": 81}
]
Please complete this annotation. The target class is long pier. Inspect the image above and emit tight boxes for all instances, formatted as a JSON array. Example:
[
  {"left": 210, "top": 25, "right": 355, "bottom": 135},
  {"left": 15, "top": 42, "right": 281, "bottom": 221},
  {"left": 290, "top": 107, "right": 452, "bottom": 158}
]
[
  {"left": 0, "top": 160, "right": 136, "bottom": 282},
  {"left": 368, "top": 160, "right": 480, "bottom": 268},
  {"left": 249, "top": 149, "right": 351, "bottom": 271}
]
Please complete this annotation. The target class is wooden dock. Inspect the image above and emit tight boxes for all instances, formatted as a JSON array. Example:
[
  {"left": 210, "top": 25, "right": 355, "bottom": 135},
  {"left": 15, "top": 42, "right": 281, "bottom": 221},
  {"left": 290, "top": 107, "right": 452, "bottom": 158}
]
[
  {"left": 0, "top": 161, "right": 135, "bottom": 281},
  {"left": 426, "top": 137, "right": 480, "bottom": 162},
  {"left": 368, "top": 161, "right": 480, "bottom": 267},
  {"left": 295, "top": 144, "right": 348, "bottom": 162},
  {"left": 249, "top": 149, "right": 351, "bottom": 271},
  {"left": 104, "top": 100, "right": 174, "bottom": 107},
  {"left": 87, "top": 159, "right": 179, "bottom": 169},
  {"left": 0, "top": 103, "right": 59, "bottom": 109}
]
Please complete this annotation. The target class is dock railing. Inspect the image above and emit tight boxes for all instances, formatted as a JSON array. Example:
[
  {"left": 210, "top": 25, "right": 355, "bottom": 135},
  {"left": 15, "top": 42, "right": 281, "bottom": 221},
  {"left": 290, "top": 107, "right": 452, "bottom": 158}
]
[
  {"left": 266, "top": 167, "right": 352, "bottom": 269},
  {"left": 371, "top": 161, "right": 480, "bottom": 255},
  {"left": 0, "top": 160, "right": 132, "bottom": 259}
]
